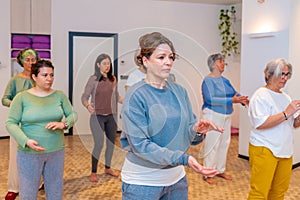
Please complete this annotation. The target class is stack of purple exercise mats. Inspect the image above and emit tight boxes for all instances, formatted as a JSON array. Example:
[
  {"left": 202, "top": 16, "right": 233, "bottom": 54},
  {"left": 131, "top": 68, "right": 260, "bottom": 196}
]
[{"left": 11, "top": 34, "right": 51, "bottom": 59}]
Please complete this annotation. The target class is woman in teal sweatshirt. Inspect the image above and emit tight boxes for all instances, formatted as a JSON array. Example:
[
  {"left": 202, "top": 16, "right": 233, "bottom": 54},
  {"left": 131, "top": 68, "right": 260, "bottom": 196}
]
[{"left": 120, "top": 32, "right": 224, "bottom": 200}]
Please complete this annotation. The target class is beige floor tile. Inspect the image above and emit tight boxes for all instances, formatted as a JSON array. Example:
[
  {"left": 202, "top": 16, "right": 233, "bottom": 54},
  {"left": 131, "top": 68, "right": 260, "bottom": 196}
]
[{"left": 1, "top": 135, "right": 300, "bottom": 199}]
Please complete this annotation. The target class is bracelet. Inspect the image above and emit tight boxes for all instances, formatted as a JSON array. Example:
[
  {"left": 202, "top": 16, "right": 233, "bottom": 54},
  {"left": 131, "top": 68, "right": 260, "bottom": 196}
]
[{"left": 282, "top": 111, "right": 288, "bottom": 120}]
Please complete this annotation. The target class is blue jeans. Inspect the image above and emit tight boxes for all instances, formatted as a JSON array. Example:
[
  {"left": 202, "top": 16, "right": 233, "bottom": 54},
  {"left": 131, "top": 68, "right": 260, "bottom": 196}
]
[
  {"left": 17, "top": 149, "right": 65, "bottom": 200},
  {"left": 122, "top": 176, "right": 188, "bottom": 200}
]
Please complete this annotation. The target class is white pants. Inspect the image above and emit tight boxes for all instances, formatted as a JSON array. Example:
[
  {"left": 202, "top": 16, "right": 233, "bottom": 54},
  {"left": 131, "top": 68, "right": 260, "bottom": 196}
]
[
  {"left": 8, "top": 137, "right": 19, "bottom": 193},
  {"left": 202, "top": 108, "right": 231, "bottom": 176}
]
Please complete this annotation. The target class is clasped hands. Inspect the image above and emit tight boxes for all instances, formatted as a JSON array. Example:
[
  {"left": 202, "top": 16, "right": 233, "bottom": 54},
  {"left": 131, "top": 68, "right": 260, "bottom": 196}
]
[{"left": 233, "top": 94, "right": 249, "bottom": 107}]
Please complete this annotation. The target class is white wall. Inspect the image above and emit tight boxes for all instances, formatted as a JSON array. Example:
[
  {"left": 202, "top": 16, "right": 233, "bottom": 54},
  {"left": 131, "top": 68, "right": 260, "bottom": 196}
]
[
  {"left": 0, "top": 0, "right": 11, "bottom": 137},
  {"left": 238, "top": 0, "right": 300, "bottom": 165},
  {"left": 0, "top": 0, "right": 241, "bottom": 136},
  {"left": 222, "top": 3, "right": 242, "bottom": 128},
  {"left": 51, "top": 0, "right": 240, "bottom": 135},
  {"left": 289, "top": 0, "right": 300, "bottom": 164},
  {"left": 52, "top": 0, "right": 221, "bottom": 91}
]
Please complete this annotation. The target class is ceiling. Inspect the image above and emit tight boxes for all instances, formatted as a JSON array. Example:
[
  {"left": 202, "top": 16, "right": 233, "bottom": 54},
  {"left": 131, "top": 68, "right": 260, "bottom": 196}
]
[{"left": 159, "top": 0, "right": 242, "bottom": 5}]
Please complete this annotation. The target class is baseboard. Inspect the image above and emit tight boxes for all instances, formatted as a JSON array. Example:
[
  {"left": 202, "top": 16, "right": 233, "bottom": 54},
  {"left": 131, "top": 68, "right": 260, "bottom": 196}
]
[
  {"left": 1, "top": 133, "right": 73, "bottom": 138},
  {"left": 292, "top": 162, "right": 300, "bottom": 169},
  {"left": 238, "top": 154, "right": 249, "bottom": 161}
]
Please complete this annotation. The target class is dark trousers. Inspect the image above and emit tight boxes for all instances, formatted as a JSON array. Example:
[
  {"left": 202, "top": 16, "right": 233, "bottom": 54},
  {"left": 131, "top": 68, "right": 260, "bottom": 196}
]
[{"left": 90, "top": 114, "right": 117, "bottom": 173}]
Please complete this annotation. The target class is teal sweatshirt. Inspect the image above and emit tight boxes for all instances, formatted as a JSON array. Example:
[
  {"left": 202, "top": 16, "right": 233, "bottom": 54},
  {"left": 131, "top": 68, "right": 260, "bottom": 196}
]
[{"left": 120, "top": 80, "right": 199, "bottom": 169}]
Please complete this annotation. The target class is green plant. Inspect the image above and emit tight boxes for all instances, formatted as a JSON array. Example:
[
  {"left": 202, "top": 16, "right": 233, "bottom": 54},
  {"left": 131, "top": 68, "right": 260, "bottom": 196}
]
[{"left": 218, "top": 6, "right": 239, "bottom": 58}]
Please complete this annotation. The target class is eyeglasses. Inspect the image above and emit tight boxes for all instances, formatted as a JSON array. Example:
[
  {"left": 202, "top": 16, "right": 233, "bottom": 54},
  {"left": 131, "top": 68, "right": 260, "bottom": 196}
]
[{"left": 281, "top": 72, "right": 291, "bottom": 79}]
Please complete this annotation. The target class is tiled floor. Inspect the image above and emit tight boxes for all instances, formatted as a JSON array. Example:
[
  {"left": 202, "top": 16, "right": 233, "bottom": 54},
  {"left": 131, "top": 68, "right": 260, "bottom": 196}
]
[{"left": 1, "top": 135, "right": 300, "bottom": 200}]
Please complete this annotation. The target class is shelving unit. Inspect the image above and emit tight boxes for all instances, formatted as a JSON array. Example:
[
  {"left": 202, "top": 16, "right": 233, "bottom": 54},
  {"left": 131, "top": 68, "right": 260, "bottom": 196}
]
[
  {"left": 11, "top": 33, "right": 51, "bottom": 76},
  {"left": 11, "top": 33, "right": 51, "bottom": 59}
]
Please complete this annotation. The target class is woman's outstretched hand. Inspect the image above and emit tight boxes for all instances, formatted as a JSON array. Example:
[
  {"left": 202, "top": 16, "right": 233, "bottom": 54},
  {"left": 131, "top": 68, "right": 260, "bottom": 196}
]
[
  {"left": 193, "top": 120, "right": 224, "bottom": 134},
  {"left": 188, "top": 156, "right": 219, "bottom": 176}
]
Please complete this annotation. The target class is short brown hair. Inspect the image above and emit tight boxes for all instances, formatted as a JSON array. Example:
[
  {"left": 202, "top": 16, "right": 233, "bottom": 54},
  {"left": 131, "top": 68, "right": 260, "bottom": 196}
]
[{"left": 135, "top": 32, "right": 176, "bottom": 68}]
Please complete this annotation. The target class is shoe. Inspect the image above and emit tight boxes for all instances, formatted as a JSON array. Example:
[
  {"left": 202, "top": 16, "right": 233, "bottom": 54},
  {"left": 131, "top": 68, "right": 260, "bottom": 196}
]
[
  {"left": 39, "top": 182, "right": 45, "bottom": 191},
  {"left": 203, "top": 176, "right": 217, "bottom": 185},
  {"left": 5, "top": 192, "right": 18, "bottom": 200},
  {"left": 104, "top": 168, "right": 120, "bottom": 177},
  {"left": 191, "top": 133, "right": 204, "bottom": 146},
  {"left": 216, "top": 173, "right": 233, "bottom": 180},
  {"left": 89, "top": 173, "right": 99, "bottom": 182}
]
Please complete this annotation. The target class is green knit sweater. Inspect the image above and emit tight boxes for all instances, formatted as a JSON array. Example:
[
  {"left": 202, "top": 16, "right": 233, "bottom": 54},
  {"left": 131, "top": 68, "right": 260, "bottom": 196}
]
[
  {"left": 6, "top": 90, "right": 77, "bottom": 154},
  {"left": 2, "top": 75, "right": 33, "bottom": 107}
]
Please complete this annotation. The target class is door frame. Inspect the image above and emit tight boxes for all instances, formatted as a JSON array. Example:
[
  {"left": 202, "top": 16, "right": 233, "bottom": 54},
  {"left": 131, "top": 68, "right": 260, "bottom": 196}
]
[{"left": 68, "top": 31, "right": 118, "bottom": 135}]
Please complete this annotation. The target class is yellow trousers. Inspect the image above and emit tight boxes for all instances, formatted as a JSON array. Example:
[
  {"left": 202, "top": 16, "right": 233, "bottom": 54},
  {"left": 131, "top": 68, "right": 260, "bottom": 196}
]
[{"left": 248, "top": 144, "right": 292, "bottom": 200}]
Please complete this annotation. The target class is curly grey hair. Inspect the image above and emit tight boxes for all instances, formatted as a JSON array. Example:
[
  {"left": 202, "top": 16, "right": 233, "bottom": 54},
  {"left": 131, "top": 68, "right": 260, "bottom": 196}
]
[{"left": 207, "top": 53, "right": 224, "bottom": 72}]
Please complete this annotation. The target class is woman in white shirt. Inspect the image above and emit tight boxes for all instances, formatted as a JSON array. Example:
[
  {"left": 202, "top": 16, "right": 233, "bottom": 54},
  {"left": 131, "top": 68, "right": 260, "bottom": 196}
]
[{"left": 248, "top": 58, "right": 300, "bottom": 200}]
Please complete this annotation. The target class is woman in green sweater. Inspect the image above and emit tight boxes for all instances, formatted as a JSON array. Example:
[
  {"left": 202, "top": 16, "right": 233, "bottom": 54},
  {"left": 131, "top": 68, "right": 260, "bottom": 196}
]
[
  {"left": 2, "top": 48, "right": 39, "bottom": 200},
  {"left": 6, "top": 60, "right": 77, "bottom": 200}
]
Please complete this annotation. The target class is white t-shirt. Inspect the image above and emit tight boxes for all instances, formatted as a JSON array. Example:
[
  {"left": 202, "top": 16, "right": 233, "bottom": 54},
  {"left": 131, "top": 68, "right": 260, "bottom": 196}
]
[
  {"left": 121, "top": 158, "right": 185, "bottom": 186},
  {"left": 248, "top": 87, "right": 294, "bottom": 158},
  {"left": 125, "top": 69, "right": 146, "bottom": 87},
  {"left": 125, "top": 69, "right": 176, "bottom": 88}
]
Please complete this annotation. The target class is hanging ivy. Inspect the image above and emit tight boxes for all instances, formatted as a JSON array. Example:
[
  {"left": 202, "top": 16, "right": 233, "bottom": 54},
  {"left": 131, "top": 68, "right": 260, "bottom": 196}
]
[{"left": 218, "top": 6, "right": 239, "bottom": 58}]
